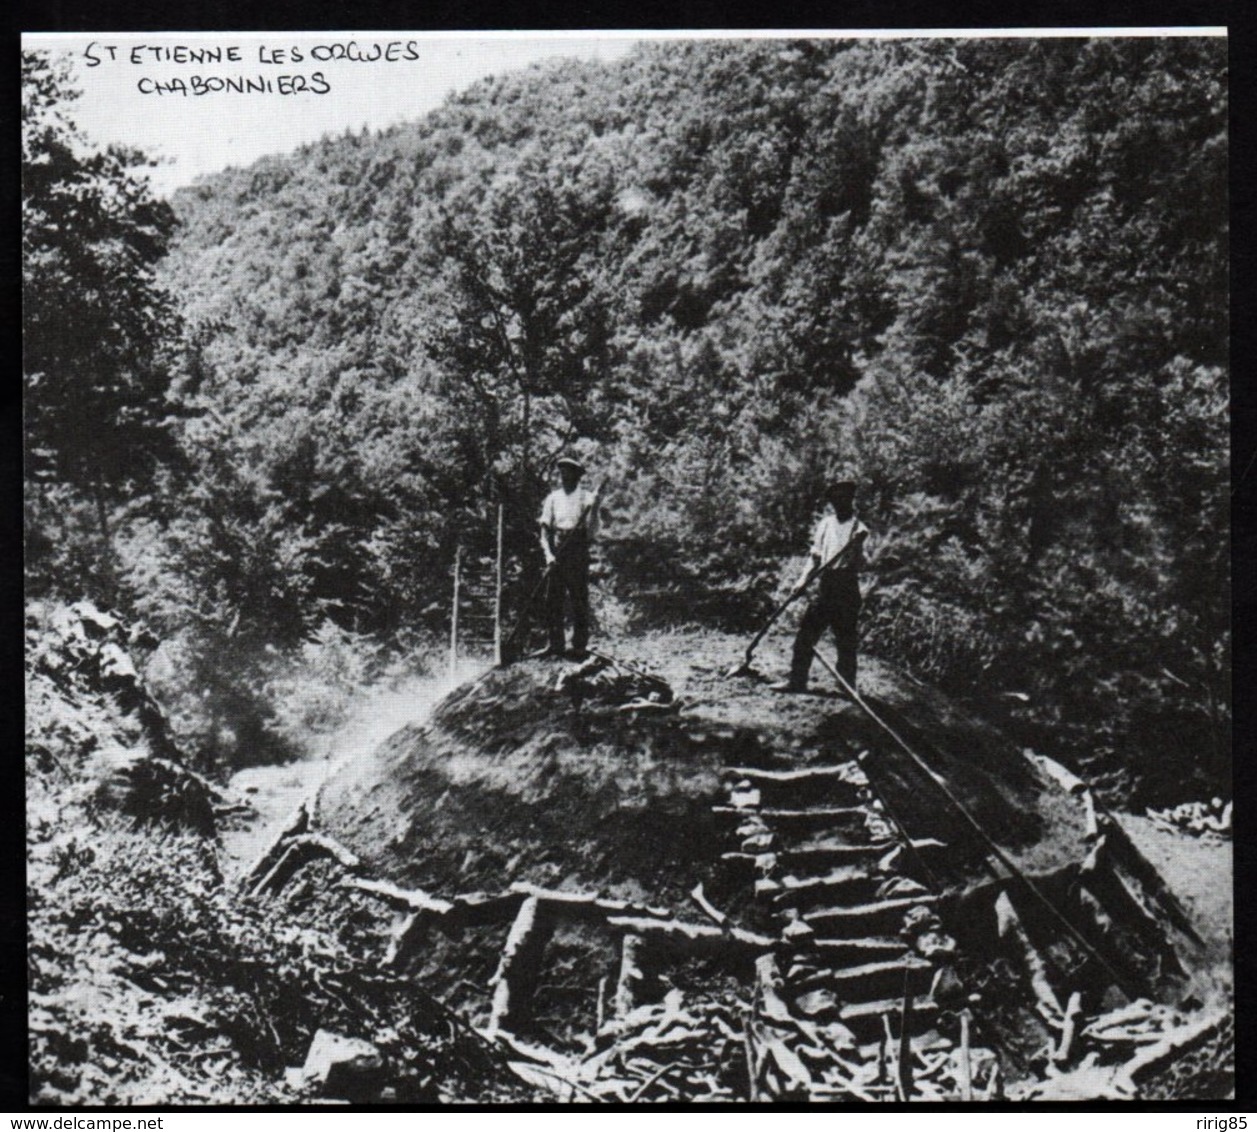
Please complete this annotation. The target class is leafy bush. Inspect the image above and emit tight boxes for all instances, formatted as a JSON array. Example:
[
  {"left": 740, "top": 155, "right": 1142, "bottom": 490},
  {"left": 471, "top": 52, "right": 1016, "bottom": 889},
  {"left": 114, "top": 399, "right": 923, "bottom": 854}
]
[
  {"left": 28, "top": 782, "right": 513, "bottom": 1104},
  {"left": 26, "top": 597, "right": 518, "bottom": 1104}
]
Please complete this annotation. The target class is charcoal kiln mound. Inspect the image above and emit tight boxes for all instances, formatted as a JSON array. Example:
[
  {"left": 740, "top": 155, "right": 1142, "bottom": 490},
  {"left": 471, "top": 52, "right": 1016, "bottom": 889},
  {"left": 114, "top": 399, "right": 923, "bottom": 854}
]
[
  {"left": 276, "top": 635, "right": 1223, "bottom": 1097},
  {"left": 317, "top": 657, "right": 729, "bottom": 908},
  {"left": 314, "top": 644, "right": 1091, "bottom": 907}
]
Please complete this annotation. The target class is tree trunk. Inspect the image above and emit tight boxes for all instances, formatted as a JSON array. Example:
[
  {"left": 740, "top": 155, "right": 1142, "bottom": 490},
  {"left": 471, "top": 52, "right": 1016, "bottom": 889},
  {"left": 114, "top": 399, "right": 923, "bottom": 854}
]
[
  {"left": 92, "top": 479, "right": 119, "bottom": 603},
  {"left": 94, "top": 482, "right": 110, "bottom": 544}
]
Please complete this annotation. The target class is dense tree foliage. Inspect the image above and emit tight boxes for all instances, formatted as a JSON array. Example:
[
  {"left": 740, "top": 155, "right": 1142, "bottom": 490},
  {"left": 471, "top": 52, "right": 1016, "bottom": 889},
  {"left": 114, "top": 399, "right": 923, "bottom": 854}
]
[
  {"left": 25, "top": 39, "right": 1227, "bottom": 800},
  {"left": 23, "top": 51, "right": 183, "bottom": 589}
]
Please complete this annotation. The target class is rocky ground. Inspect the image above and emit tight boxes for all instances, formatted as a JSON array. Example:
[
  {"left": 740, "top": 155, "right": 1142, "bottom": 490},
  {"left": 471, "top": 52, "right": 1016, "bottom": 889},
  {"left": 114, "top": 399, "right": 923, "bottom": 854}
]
[{"left": 25, "top": 602, "right": 531, "bottom": 1106}]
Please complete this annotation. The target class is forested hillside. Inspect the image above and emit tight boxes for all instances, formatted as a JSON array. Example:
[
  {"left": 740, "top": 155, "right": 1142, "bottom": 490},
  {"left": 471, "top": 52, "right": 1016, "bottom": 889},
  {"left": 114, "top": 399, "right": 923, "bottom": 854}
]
[{"left": 27, "top": 38, "right": 1228, "bottom": 804}]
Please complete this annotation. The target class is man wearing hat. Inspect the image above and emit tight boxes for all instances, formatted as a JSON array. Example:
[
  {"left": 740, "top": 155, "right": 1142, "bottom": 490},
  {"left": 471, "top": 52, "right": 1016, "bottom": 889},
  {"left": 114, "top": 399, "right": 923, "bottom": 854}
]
[
  {"left": 772, "top": 479, "right": 870, "bottom": 694},
  {"left": 537, "top": 456, "right": 601, "bottom": 659}
]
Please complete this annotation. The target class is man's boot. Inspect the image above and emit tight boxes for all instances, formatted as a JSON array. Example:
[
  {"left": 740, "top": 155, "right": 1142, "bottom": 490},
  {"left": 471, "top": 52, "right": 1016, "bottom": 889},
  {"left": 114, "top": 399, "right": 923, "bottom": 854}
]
[{"left": 769, "top": 679, "right": 808, "bottom": 694}]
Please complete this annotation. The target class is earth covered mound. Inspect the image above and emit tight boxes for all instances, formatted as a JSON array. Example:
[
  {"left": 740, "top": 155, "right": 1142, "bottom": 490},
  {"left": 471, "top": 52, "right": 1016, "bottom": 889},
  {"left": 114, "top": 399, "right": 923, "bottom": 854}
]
[
  {"left": 306, "top": 632, "right": 1217, "bottom": 1083},
  {"left": 314, "top": 632, "right": 1091, "bottom": 911}
]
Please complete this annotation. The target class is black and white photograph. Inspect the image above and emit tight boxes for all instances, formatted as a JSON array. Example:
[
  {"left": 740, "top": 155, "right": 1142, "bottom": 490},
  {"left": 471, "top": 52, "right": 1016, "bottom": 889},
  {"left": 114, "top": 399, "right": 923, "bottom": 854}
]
[{"left": 20, "top": 29, "right": 1233, "bottom": 1107}]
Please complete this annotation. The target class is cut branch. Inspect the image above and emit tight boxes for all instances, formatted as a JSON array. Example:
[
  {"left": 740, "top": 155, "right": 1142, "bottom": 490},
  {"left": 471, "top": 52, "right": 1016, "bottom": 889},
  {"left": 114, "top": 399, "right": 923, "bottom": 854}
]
[
  {"left": 689, "top": 883, "right": 729, "bottom": 927},
  {"left": 508, "top": 882, "right": 671, "bottom": 921},
  {"left": 341, "top": 876, "right": 455, "bottom": 915},
  {"left": 487, "top": 896, "right": 555, "bottom": 1038},
  {"left": 250, "top": 831, "right": 360, "bottom": 897},
  {"left": 605, "top": 915, "right": 775, "bottom": 955},
  {"left": 995, "top": 890, "right": 1063, "bottom": 1022},
  {"left": 1052, "top": 991, "right": 1084, "bottom": 1064},
  {"left": 1113, "top": 1009, "right": 1230, "bottom": 1093},
  {"left": 240, "top": 802, "right": 308, "bottom": 890},
  {"left": 615, "top": 933, "right": 650, "bottom": 1018}
]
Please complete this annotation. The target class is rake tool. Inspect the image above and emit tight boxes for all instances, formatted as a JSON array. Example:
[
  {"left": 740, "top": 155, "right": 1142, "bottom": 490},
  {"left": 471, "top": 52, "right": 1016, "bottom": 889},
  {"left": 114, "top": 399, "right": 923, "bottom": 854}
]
[{"left": 725, "top": 534, "right": 863, "bottom": 678}]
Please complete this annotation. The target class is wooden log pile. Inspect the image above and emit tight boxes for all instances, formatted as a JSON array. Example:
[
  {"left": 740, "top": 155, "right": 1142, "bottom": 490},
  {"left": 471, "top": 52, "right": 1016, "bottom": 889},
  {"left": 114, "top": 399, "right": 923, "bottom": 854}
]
[
  {"left": 478, "top": 977, "right": 1005, "bottom": 1104},
  {"left": 554, "top": 653, "right": 676, "bottom": 712},
  {"left": 482, "top": 991, "right": 745, "bottom": 1102},
  {"left": 1080, "top": 999, "right": 1199, "bottom": 1051}
]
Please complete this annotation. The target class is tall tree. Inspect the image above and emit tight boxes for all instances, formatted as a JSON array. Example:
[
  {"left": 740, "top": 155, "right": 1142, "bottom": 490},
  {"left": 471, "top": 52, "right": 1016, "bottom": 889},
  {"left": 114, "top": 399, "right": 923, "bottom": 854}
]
[
  {"left": 23, "top": 50, "right": 182, "bottom": 556},
  {"left": 419, "top": 145, "right": 617, "bottom": 520}
]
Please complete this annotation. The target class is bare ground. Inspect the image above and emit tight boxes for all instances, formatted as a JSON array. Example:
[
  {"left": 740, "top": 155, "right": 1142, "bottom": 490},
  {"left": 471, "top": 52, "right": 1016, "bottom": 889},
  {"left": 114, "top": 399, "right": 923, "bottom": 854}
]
[{"left": 1114, "top": 812, "right": 1233, "bottom": 998}]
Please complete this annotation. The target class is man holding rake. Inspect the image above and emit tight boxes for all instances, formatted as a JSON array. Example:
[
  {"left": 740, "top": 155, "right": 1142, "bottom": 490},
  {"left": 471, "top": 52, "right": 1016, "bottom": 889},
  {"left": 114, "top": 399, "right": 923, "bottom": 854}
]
[{"left": 771, "top": 479, "right": 869, "bottom": 695}]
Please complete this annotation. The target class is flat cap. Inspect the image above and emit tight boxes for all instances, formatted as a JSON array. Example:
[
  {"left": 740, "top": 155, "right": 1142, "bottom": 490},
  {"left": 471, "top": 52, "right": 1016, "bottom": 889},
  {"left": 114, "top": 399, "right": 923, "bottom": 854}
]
[{"left": 556, "top": 455, "right": 585, "bottom": 475}]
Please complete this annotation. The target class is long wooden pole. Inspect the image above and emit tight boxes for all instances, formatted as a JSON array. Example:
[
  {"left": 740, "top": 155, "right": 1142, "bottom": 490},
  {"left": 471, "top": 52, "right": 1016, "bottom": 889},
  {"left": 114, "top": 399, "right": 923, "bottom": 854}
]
[
  {"left": 487, "top": 895, "right": 553, "bottom": 1037},
  {"left": 959, "top": 1007, "right": 973, "bottom": 1101},
  {"left": 896, "top": 969, "right": 914, "bottom": 1101},
  {"left": 495, "top": 503, "right": 504, "bottom": 666},
  {"left": 811, "top": 646, "right": 1141, "bottom": 999},
  {"left": 742, "top": 1011, "right": 759, "bottom": 1103},
  {"left": 450, "top": 545, "right": 461, "bottom": 678}
]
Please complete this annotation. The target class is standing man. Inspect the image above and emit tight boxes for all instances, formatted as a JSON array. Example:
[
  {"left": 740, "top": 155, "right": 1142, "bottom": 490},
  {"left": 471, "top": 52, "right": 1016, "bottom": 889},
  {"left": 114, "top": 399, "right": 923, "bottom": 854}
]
[
  {"left": 772, "top": 480, "right": 870, "bottom": 694},
  {"left": 538, "top": 456, "right": 601, "bottom": 660}
]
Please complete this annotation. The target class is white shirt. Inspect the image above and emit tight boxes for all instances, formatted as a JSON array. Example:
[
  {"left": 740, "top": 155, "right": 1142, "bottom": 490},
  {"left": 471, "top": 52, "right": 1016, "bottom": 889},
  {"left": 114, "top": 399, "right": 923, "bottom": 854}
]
[
  {"left": 797, "top": 512, "right": 868, "bottom": 586},
  {"left": 540, "top": 487, "right": 599, "bottom": 537}
]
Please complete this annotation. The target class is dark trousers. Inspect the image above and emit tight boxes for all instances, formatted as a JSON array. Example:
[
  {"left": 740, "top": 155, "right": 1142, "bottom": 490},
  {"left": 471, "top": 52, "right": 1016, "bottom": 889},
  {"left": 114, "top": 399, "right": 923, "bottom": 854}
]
[
  {"left": 790, "top": 571, "right": 861, "bottom": 689},
  {"left": 546, "top": 535, "right": 590, "bottom": 653}
]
